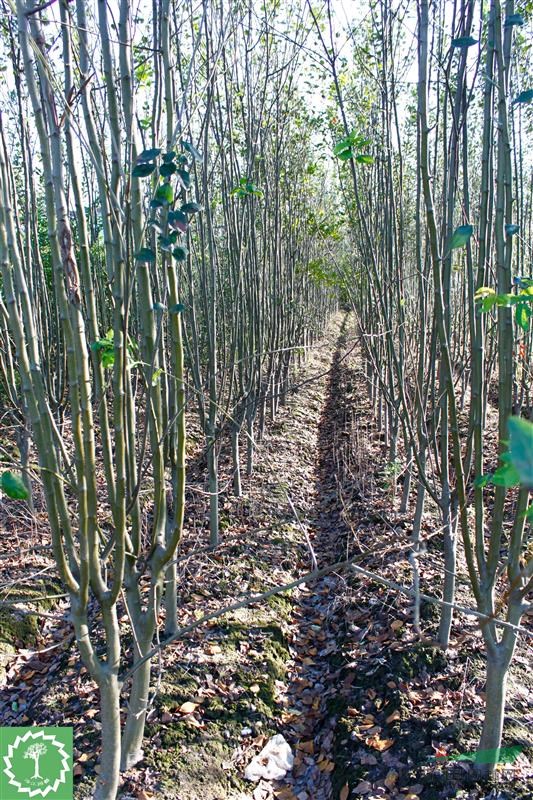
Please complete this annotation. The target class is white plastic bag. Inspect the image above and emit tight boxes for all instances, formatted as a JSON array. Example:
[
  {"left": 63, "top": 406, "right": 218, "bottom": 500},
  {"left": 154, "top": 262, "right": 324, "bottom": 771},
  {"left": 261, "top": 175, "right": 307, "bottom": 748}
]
[{"left": 244, "top": 734, "right": 294, "bottom": 782}]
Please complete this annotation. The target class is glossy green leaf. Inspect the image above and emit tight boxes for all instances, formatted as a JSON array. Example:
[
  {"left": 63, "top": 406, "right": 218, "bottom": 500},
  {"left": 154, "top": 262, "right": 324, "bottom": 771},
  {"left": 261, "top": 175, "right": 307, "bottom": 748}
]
[
  {"left": 480, "top": 295, "right": 498, "bottom": 312},
  {"left": 160, "top": 162, "right": 177, "bottom": 177},
  {"left": 492, "top": 460, "right": 521, "bottom": 488},
  {"left": 473, "top": 473, "right": 492, "bottom": 489},
  {"left": 515, "top": 303, "right": 531, "bottom": 331},
  {"left": 513, "top": 89, "right": 533, "bottom": 105},
  {"left": 177, "top": 169, "right": 191, "bottom": 189},
  {"left": 505, "top": 224, "right": 520, "bottom": 236},
  {"left": 137, "top": 148, "right": 161, "bottom": 163},
  {"left": 355, "top": 153, "right": 374, "bottom": 165},
  {"left": 450, "top": 224, "right": 474, "bottom": 249},
  {"left": 504, "top": 14, "right": 524, "bottom": 27},
  {"left": 135, "top": 247, "right": 156, "bottom": 263},
  {"left": 162, "top": 151, "right": 176, "bottom": 163},
  {"left": 132, "top": 162, "right": 156, "bottom": 178},
  {"left": 507, "top": 417, "right": 533, "bottom": 487},
  {"left": 451, "top": 36, "right": 478, "bottom": 48},
  {"left": 1, "top": 471, "right": 29, "bottom": 500},
  {"left": 172, "top": 246, "right": 188, "bottom": 261},
  {"left": 180, "top": 201, "right": 203, "bottom": 214},
  {"left": 155, "top": 183, "right": 174, "bottom": 205},
  {"left": 333, "top": 137, "right": 352, "bottom": 157},
  {"left": 168, "top": 209, "right": 188, "bottom": 232},
  {"left": 159, "top": 233, "right": 177, "bottom": 251},
  {"left": 474, "top": 286, "right": 495, "bottom": 300},
  {"left": 182, "top": 140, "right": 203, "bottom": 162}
]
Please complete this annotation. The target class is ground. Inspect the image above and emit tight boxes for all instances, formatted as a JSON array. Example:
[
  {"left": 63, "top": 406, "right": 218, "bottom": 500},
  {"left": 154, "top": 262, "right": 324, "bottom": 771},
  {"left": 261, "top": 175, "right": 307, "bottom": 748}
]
[{"left": 0, "top": 312, "right": 531, "bottom": 800}]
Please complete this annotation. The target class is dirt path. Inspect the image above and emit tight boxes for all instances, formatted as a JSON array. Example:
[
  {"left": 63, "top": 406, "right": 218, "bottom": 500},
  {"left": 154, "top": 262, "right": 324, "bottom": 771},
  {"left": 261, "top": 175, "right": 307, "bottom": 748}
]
[{"left": 259, "top": 319, "right": 362, "bottom": 800}]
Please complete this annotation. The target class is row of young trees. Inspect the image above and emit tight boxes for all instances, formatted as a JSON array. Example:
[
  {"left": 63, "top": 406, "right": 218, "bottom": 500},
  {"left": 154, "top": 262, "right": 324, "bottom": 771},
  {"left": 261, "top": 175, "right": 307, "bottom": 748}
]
[
  {"left": 0, "top": 1, "right": 335, "bottom": 797},
  {"left": 1, "top": 0, "right": 532, "bottom": 794},
  {"left": 314, "top": 0, "right": 532, "bottom": 777}
]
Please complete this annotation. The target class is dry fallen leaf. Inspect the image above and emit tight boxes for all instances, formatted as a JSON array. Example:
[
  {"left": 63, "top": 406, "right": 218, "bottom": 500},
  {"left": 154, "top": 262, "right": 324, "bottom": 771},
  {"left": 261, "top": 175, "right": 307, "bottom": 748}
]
[
  {"left": 340, "top": 783, "right": 350, "bottom": 800},
  {"left": 298, "top": 740, "right": 314, "bottom": 754},
  {"left": 206, "top": 644, "right": 222, "bottom": 655},
  {"left": 353, "top": 780, "right": 372, "bottom": 795},
  {"left": 384, "top": 769, "right": 398, "bottom": 789},
  {"left": 386, "top": 708, "right": 401, "bottom": 723},
  {"left": 365, "top": 733, "right": 394, "bottom": 752},
  {"left": 178, "top": 701, "right": 199, "bottom": 715},
  {"left": 185, "top": 716, "right": 205, "bottom": 729},
  {"left": 273, "top": 788, "right": 297, "bottom": 800},
  {"left": 249, "top": 684, "right": 261, "bottom": 694},
  {"left": 391, "top": 619, "right": 404, "bottom": 631}
]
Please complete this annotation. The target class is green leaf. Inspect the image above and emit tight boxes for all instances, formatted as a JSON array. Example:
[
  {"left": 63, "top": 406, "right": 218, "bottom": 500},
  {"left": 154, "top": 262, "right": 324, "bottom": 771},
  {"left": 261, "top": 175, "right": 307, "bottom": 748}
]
[
  {"left": 160, "top": 162, "right": 177, "bottom": 177},
  {"left": 155, "top": 183, "right": 174, "bottom": 205},
  {"left": 355, "top": 153, "right": 374, "bottom": 165},
  {"left": 504, "top": 14, "right": 524, "bottom": 27},
  {"left": 450, "top": 224, "right": 474, "bottom": 249},
  {"left": 170, "top": 303, "right": 185, "bottom": 314},
  {"left": 162, "top": 151, "right": 176, "bottom": 163},
  {"left": 1, "top": 471, "right": 29, "bottom": 500},
  {"left": 177, "top": 169, "right": 191, "bottom": 189},
  {"left": 153, "top": 302, "right": 166, "bottom": 313},
  {"left": 515, "top": 303, "right": 531, "bottom": 331},
  {"left": 451, "top": 36, "right": 478, "bottom": 48},
  {"left": 507, "top": 417, "right": 533, "bottom": 487},
  {"left": 168, "top": 209, "right": 188, "bottom": 232},
  {"left": 159, "top": 233, "right": 177, "bottom": 251},
  {"left": 172, "top": 246, "right": 188, "bottom": 261},
  {"left": 480, "top": 295, "right": 498, "bottom": 312},
  {"left": 132, "top": 162, "right": 156, "bottom": 178},
  {"left": 151, "top": 367, "right": 164, "bottom": 387},
  {"left": 474, "top": 286, "right": 495, "bottom": 300},
  {"left": 473, "top": 473, "right": 493, "bottom": 489},
  {"left": 180, "top": 201, "right": 203, "bottom": 214},
  {"left": 333, "top": 137, "right": 352, "bottom": 156},
  {"left": 492, "top": 460, "right": 521, "bottom": 488},
  {"left": 150, "top": 199, "right": 164, "bottom": 209},
  {"left": 513, "top": 89, "right": 533, "bottom": 105},
  {"left": 505, "top": 224, "right": 520, "bottom": 236},
  {"left": 181, "top": 140, "right": 203, "bottom": 162},
  {"left": 135, "top": 247, "right": 156, "bottom": 263},
  {"left": 93, "top": 340, "right": 115, "bottom": 368},
  {"left": 137, "top": 148, "right": 161, "bottom": 163}
]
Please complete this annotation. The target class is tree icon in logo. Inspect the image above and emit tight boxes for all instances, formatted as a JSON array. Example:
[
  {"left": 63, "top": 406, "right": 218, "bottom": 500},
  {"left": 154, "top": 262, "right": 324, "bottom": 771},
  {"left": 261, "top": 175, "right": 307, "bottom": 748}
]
[
  {"left": 1, "top": 727, "right": 72, "bottom": 799},
  {"left": 24, "top": 742, "right": 48, "bottom": 781}
]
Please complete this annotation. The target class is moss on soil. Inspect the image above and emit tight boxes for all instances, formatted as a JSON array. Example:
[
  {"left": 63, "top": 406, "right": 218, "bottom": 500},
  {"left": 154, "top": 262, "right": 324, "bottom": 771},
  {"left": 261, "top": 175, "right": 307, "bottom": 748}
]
[
  {"left": 0, "top": 577, "right": 63, "bottom": 680},
  {"left": 141, "top": 609, "right": 291, "bottom": 798}
]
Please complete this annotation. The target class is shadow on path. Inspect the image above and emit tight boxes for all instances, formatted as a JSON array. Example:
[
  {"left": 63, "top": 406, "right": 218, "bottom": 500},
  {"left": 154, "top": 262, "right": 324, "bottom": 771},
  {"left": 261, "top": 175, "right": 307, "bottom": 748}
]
[{"left": 278, "top": 316, "right": 361, "bottom": 800}]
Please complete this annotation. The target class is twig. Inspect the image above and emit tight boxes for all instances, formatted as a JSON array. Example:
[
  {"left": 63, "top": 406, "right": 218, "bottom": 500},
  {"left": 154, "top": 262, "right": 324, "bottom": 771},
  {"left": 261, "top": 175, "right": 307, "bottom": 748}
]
[
  {"left": 286, "top": 493, "right": 318, "bottom": 571},
  {"left": 119, "top": 551, "right": 533, "bottom": 689}
]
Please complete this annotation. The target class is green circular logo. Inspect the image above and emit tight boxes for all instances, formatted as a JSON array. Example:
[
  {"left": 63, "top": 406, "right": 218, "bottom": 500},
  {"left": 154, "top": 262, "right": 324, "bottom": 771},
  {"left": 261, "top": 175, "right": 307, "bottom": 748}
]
[{"left": 2, "top": 729, "right": 71, "bottom": 798}]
